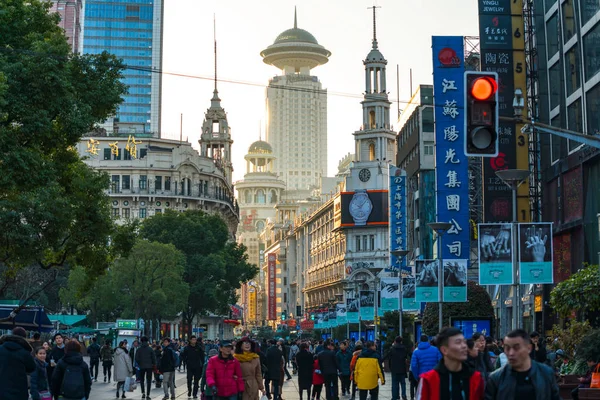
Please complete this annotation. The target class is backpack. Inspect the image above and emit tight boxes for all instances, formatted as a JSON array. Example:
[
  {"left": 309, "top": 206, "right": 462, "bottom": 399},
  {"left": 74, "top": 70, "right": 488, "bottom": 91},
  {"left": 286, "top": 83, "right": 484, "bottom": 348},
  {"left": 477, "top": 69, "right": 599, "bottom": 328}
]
[{"left": 60, "top": 363, "right": 85, "bottom": 399}]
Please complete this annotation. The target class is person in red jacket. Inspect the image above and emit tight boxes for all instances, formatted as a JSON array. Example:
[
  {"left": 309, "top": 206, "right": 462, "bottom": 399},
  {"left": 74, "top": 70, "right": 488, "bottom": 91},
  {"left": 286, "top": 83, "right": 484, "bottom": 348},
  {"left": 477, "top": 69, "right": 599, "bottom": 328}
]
[
  {"left": 416, "top": 327, "right": 484, "bottom": 400},
  {"left": 312, "top": 358, "right": 325, "bottom": 400},
  {"left": 206, "top": 340, "right": 245, "bottom": 400}
]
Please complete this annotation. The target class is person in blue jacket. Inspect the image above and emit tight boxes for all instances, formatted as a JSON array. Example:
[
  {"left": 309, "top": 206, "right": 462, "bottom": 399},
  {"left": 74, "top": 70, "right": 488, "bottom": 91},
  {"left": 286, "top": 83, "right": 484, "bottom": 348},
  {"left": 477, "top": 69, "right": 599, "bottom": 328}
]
[
  {"left": 336, "top": 341, "right": 353, "bottom": 396},
  {"left": 410, "top": 335, "right": 442, "bottom": 381}
]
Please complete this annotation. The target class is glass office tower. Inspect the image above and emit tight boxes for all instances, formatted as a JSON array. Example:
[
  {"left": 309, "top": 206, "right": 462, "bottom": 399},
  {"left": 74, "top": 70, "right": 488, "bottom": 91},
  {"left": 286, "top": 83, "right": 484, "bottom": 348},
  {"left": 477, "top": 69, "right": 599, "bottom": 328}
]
[{"left": 83, "top": 0, "right": 163, "bottom": 137}]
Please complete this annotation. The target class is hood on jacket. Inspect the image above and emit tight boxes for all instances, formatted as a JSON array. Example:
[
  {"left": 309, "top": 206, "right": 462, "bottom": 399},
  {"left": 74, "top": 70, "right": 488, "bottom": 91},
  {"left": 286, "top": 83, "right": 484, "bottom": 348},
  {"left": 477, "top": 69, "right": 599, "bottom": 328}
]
[
  {"left": 63, "top": 352, "right": 84, "bottom": 365},
  {"left": 417, "top": 341, "right": 432, "bottom": 350},
  {"left": 359, "top": 348, "right": 378, "bottom": 359},
  {"left": 115, "top": 347, "right": 127, "bottom": 356},
  {"left": 392, "top": 343, "right": 406, "bottom": 350},
  {"left": 140, "top": 342, "right": 150, "bottom": 349},
  {"left": 0, "top": 334, "right": 33, "bottom": 352}
]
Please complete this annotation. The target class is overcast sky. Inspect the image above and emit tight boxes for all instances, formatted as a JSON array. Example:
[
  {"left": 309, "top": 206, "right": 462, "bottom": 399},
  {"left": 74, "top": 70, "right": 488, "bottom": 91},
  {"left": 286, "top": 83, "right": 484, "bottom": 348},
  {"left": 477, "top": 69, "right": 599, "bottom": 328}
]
[{"left": 161, "top": 0, "right": 479, "bottom": 182}]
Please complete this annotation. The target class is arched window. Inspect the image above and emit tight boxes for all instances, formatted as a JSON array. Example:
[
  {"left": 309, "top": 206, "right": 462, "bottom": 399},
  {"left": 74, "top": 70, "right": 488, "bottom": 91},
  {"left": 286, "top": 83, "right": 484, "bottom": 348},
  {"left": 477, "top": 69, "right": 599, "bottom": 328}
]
[
  {"left": 369, "top": 142, "right": 376, "bottom": 161},
  {"left": 369, "top": 110, "right": 376, "bottom": 129},
  {"left": 255, "top": 189, "right": 265, "bottom": 204},
  {"left": 244, "top": 190, "right": 252, "bottom": 204},
  {"left": 256, "top": 220, "right": 265, "bottom": 232},
  {"left": 270, "top": 190, "right": 278, "bottom": 203}
]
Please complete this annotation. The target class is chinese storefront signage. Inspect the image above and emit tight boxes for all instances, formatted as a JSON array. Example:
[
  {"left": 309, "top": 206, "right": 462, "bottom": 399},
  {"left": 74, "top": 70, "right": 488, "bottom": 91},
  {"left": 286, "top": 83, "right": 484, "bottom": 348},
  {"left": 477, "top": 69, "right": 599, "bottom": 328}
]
[
  {"left": 268, "top": 253, "right": 276, "bottom": 320},
  {"left": 388, "top": 166, "right": 408, "bottom": 273}
]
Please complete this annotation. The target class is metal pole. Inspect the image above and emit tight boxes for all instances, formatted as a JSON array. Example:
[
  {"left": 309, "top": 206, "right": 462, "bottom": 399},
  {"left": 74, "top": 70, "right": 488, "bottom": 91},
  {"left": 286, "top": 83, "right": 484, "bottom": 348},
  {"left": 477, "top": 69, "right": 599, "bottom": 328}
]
[
  {"left": 357, "top": 288, "right": 362, "bottom": 341},
  {"left": 512, "top": 184, "right": 519, "bottom": 330},
  {"left": 438, "top": 235, "right": 443, "bottom": 333},
  {"left": 374, "top": 279, "right": 379, "bottom": 341},
  {"left": 398, "top": 271, "right": 403, "bottom": 337}
]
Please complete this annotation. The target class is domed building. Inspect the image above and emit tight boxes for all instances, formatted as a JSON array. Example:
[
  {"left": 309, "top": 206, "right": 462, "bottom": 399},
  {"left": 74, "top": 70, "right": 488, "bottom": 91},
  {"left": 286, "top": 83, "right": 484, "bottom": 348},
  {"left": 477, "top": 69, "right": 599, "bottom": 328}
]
[{"left": 260, "top": 8, "right": 330, "bottom": 192}]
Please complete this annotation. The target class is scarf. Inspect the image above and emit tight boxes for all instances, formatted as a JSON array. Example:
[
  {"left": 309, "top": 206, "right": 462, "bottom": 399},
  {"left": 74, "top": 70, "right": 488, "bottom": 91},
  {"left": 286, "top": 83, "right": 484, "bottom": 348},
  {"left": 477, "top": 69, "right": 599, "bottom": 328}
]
[{"left": 234, "top": 351, "right": 259, "bottom": 363}]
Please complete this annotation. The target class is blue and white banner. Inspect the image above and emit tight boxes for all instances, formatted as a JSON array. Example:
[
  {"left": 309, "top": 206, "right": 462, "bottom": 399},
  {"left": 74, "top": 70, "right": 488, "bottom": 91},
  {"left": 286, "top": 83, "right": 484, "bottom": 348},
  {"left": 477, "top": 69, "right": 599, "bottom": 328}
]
[
  {"left": 389, "top": 166, "right": 408, "bottom": 273},
  {"left": 432, "top": 36, "right": 470, "bottom": 302},
  {"left": 359, "top": 290, "right": 375, "bottom": 321},
  {"left": 336, "top": 303, "right": 347, "bottom": 326},
  {"left": 402, "top": 277, "right": 419, "bottom": 311},
  {"left": 328, "top": 308, "right": 337, "bottom": 328},
  {"left": 379, "top": 277, "right": 400, "bottom": 311},
  {"left": 347, "top": 297, "right": 359, "bottom": 323}
]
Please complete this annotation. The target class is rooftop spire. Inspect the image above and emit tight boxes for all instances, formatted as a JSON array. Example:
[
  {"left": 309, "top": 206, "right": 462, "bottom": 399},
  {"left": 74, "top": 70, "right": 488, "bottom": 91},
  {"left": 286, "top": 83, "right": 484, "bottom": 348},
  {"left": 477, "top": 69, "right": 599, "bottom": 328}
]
[
  {"left": 367, "top": 5, "right": 381, "bottom": 49},
  {"left": 294, "top": 6, "right": 297, "bottom": 29},
  {"left": 212, "top": 14, "right": 220, "bottom": 103}
]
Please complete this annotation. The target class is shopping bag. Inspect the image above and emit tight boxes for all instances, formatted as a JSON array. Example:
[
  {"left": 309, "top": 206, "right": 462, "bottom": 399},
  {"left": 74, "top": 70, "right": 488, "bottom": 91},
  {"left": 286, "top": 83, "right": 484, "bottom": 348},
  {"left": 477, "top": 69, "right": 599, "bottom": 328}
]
[
  {"left": 590, "top": 364, "right": 600, "bottom": 388},
  {"left": 124, "top": 376, "right": 132, "bottom": 392},
  {"left": 39, "top": 390, "right": 52, "bottom": 400},
  {"left": 129, "top": 378, "right": 137, "bottom": 392},
  {"left": 260, "top": 395, "right": 269, "bottom": 400}
]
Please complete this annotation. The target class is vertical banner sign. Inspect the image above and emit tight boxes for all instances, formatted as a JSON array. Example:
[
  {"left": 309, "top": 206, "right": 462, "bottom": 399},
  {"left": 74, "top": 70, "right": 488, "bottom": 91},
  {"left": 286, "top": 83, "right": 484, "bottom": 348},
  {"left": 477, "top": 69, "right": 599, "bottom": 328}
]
[
  {"left": 478, "top": 223, "right": 514, "bottom": 284},
  {"left": 478, "top": 0, "right": 530, "bottom": 222},
  {"left": 347, "top": 297, "right": 359, "bottom": 323},
  {"left": 359, "top": 290, "right": 375, "bottom": 321},
  {"left": 336, "top": 303, "right": 347, "bottom": 326},
  {"left": 268, "top": 253, "right": 276, "bottom": 320},
  {"left": 380, "top": 277, "right": 400, "bottom": 311},
  {"left": 518, "top": 222, "right": 553, "bottom": 284},
  {"left": 415, "top": 259, "right": 440, "bottom": 302},
  {"left": 432, "top": 36, "right": 470, "bottom": 299},
  {"left": 248, "top": 286, "right": 257, "bottom": 321},
  {"left": 442, "top": 259, "right": 468, "bottom": 302},
  {"left": 322, "top": 310, "right": 329, "bottom": 329},
  {"left": 328, "top": 308, "right": 337, "bottom": 328},
  {"left": 389, "top": 165, "right": 408, "bottom": 272},
  {"left": 315, "top": 312, "right": 323, "bottom": 330},
  {"left": 402, "top": 277, "right": 419, "bottom": 311}
]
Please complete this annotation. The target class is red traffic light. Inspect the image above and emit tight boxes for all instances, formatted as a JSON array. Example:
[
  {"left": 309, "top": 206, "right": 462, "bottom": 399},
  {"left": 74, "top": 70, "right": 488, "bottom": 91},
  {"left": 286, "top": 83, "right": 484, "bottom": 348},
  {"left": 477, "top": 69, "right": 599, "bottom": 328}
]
[{"left": 470, "top": 77, "right": 498, "bottom": 101}]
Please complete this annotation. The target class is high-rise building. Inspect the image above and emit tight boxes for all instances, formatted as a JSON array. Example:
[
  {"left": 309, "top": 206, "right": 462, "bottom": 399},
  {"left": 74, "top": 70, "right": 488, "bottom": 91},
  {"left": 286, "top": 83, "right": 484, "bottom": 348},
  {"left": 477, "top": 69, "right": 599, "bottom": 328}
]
[
  {"left": 261, "top": 9, "right": 330, "bottom": 191},
  {"left": 49, "top": 0, "right": 83, "bottom": 53},
  {"left": 82, "top": 0, "right": 164, "bottom": 137}
]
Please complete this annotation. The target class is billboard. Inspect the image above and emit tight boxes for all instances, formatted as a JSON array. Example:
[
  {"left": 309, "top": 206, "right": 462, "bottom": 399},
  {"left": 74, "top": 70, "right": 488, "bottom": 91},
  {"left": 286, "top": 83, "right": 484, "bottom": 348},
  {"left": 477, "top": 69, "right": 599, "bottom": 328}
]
[
  {"left": 347, "top": 297, "right": 359, "bottom": 323},
  {"left": 359, "top": 290, "right": 375, "bottom": 321},
  {"left": 415, "top": 259, "right": 439, "bottom": 302},
  {"left": 336, "top": 303, "right": 347, "bottom": 325},
  {"left": 478, "top": 223, "right": 514, "bottom": 285},
  {"left": 518, "top": 222, "right": 553, "bottom": 284},
  {"left": 267, "top": 253, "right": 277, "bottom": 320},
  {"left": 247, "top": 285, "right": 257, "bottom": 322},
  {"left": 389, "top": 166, "right": 408, "bottom": 272},
  {"left": 451, "top": 317, "right": 492, "bottom": 339},
  {"left": 379, "top": 277, "right": 400, "bottom": 312},
  {"left": 443, "top": 259, "right": 468, "bottom": 302},
  {"left": 337, "top": 191, "right": 389, "bottom": 228},
  {"left": 402, "top": 277, "right": 419, "bottom": 311},
  {"left": 432, "top": 36, "right": 470, "bottom": 275}
]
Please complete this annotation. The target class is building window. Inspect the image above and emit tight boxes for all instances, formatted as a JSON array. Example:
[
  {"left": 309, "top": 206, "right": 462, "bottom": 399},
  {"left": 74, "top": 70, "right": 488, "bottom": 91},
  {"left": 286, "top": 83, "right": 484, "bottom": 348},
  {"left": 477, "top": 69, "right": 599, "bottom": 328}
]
[
  {"left": 568, "top": 98, "right": 584, "bottom": 151},
  {"left": 580, "top": 0, "right": 600, "bottom": 25},
  {"left": 165, "top": 177, "right": 171, "bottom": 191},
  {"left": 370, "top": 235, "right": 375, "bottom": 251},
  {"left": 270, "top": 190, "right": 278, "bottom": 203},
  {"left": 112, "top": 208, "right": 120, "bottom": 218},
  {"left": 369, "top": 110, "right": 376, "bottom": 129},
  {"left": 122, "top": 175, "right": 131, "bottom": 190},
  {"left": 363, "top": 236, "right": 368, "bottom": 251},
  {"left": 562, "top": 0, "right": 577, "bottom": 44},
  {"left": 124, "top": 150, "right": 132, "bottom": 161},
  {"left": 122, "top": 208, "right": 130, "bottom": 219},
  {"left": 549, "top": 63, "right": 561, "bottom": 109},
  {"left": 583, "top": 22, "right": 600, "bottom": 81},
  {"left": 283, "top": 293, "right": 287, "bottom": 303},
  {"left": 113, "top": 149, "right": 121, "bottom": 160},
  {"left": 283, "top": 277, "right": 287, "bottom": 285},
  {"left": 155, "top": 176, "right": 162, "bottom": 191},
  {"left": 140, "top": 148, "right": 147, "bottom": 158},
  {"left": 155, "top": 209, "right": 162, "bottom": 214},
  {"left": 546, "top": 13, "right": 560, "bottom": 59},
  {"left": 565, "top": 45, "right": 582, "bottom": 96},
  {"left": 111, "top": 175, "right": 120, "bottom": 192},
  {"left": 139, "top": 175, "right": 147, "bottom": 190},
  {"left": 356, "top": 236, "right": 361, "bottom": 251},
  {"left": 255, "top": 189, "right": 266, "bottom": 204},
  {"left": 586, "top": 82, "right": 600, "bottom": 134},
  {"left": 369, "top": 143, "right": 376, "bottom": 161},
  {"left": 245, "top": 190, "right": 252, "bottom": 203},
  {"left": 139, "top": 208, "right": 147, "bottom": 218},
  {"left": 104, "top": 148, "right": 111, "bottom": 160},
  {"left": 424, "top": 143, "right": 434, "bottom": 155}
]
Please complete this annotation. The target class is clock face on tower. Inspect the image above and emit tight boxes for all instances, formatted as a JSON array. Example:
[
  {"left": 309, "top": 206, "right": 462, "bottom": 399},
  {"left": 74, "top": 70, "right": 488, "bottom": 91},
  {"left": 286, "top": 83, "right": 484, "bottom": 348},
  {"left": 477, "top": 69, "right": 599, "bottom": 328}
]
[{"left": 359, "top": 168, "right": 371, "bottom": 182}]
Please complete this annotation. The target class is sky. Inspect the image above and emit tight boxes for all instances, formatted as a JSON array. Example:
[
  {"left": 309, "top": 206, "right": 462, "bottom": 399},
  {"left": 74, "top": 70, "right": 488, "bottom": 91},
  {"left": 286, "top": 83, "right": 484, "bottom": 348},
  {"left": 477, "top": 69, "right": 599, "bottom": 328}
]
[{"left": 161, "top": 0, "right": 479, "bottom": 183}]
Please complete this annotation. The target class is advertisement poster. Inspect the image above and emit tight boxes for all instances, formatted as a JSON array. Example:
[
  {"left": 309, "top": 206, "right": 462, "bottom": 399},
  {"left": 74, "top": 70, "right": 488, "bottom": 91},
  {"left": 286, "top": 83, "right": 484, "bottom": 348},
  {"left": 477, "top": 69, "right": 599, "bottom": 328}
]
[
  {"left": 379, "top": 277, "right": 400, "bottom": 311},
  {"left": 347, "top": 297, "right": 359, "bottom": 323},
  {"left": 518, "top": 222, "right": 553, "bottom": 284},
  {"left": 315, "top": 312, "right": 323, "bottom": 330},
  {"left": 443, "top": 259, "right": 468, "bottom": 302},
  {"left": 336, "top": 303, "right": 347, "bottom": 325},
  {"left": 402, "top": 277, "right": 419, "bottom": 311},
  {"left": 328, "top": 308, "right": 337, "bottom": 328},
  {"left": 359, "top": 290, "right": 375, "bottom": 321},
  {"left": 415, "top": 259, "right": 439, "bottom": 302},
  {"left": 452, "top": 318, "right": 491, "bottom": 338},
  {"left": 478, "top": 223, "right": 514, "bottom": 285},
  {"left": 268, "top": 253, "right": 277, "bottom": 320},
  {"left": 389, "top": 165, "right": 408, "bottom": 273}
]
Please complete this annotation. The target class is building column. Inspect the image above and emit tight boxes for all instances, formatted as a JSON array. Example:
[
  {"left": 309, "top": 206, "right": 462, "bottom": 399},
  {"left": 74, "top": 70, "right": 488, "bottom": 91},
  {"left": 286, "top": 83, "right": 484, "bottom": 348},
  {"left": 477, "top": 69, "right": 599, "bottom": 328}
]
[
  {"left": 381, "top": 69, "right": 387, "bottom": 93},
  {"left": 374, "top": 68, "right": 379, "bottom": 93},
  {"left": 175, "top": 324, "right": 179, "bottom": 340},
  {"left": 365, "top": 68, "right": 371, "bottom": 94},
  {"left": 169, "top": 323, "right": 174, "bottom": 339}
]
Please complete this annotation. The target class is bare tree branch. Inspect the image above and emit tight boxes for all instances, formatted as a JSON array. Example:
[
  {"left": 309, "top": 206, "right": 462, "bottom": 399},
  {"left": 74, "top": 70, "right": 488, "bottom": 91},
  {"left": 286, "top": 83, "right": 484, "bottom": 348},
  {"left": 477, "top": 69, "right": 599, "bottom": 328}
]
[{"left": 0, "top": 269, "right": 58, "bottom": 323}]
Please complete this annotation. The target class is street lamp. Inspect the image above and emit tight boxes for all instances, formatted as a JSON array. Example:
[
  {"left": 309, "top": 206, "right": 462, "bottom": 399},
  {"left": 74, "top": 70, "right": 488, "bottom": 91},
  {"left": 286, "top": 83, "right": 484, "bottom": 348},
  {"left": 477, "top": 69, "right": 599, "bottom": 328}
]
[
  {"left": 342, "top": 281, "right": 354, "bottom": 339},
  {"left": 354, "top": 278, "right": 366, "bottom": 340},
  {"left": 495, "top": 169, "right": 531, "bottom": 330},
  {"left": 369, "top": 267, "right": 384, "bottom": 341},
  {"left": 428, "top": 222, "right": 453, "bottom": 333},
  {"left": 390, "top": 249, "right": 409, "bottom": 337},
  {"left": 328, "top": 297, "right": 336, "bottom": 339}
]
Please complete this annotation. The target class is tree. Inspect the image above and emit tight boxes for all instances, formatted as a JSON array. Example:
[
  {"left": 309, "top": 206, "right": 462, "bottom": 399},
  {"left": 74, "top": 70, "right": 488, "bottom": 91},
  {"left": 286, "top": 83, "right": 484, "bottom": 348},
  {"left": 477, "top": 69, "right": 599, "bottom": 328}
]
[
  {"left": 0, "top": 0, "right": 127, "bottom": 293},
  {"left": 141, "top": 210, "right": 258, "bottom": 333},
  {"left": 422, "top": 281, "right": 494, "bottom": 336},
  {"left": 550, "top": 263, "right": 600, "bottom": 321}
]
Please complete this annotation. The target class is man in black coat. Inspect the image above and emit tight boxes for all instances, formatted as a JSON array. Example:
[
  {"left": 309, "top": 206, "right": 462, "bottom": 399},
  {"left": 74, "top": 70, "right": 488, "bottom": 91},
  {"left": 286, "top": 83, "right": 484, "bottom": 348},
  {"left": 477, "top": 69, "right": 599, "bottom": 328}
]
[
  {"left": 46, "top": 333, "right": 66, "bottom": 382},
  {"left": 318, "top": 339, "right": 340, "bottom": 400},
  {"left": 529, "top": 331, "right": 547, "bottom": 364},
  {"left": 296, "top": 343, "right": 314, "bottom": 400},
  {"left": 265, "top": 340, "right": 284, "bottom": 400},
  {"left": 181, "top": 335, "right": 205, "bottom": 399},
  {"left": 0, "top": 327, "right": 36, "bottom": 399},
  {"left": 135, "top": 336, "right": 157, "bottom": 398},
  {"left": 385, "top": 336, "right": 408, "bottom": 400},
  {"left": 86, "top": 337, "right": 101, "bottom": 382}
]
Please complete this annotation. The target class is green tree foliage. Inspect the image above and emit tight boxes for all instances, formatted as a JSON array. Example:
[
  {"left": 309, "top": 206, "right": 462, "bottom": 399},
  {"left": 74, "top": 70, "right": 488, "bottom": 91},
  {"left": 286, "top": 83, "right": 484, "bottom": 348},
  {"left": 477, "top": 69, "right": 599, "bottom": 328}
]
[
  {"left": 422, "top": 281, "right": 494, "bottom": 336},
  {"left": 550, "top": 320, "right": 593, "bottom": 359},
  {"left": 0, "top": 0, "right": 127, "bottom": 287},
  {"left": 573, "top": 330, "right": 600, "bottom": 366},
  {"left": 141, "top": 210, "right": 258, "bottom": 331},
  {"left": 550, "top": 264, "right": 600, "bottom": 320}
]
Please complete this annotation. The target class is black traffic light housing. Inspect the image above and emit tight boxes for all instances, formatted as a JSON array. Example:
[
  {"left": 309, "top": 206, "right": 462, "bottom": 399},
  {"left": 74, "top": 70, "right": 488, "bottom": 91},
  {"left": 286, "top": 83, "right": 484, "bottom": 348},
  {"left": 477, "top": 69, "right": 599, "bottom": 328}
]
[
  {"left": 464, "top": 71, "right": 499, "bottom": 157},
  {"left": 281, "top": 311, "right": 287, "bottom": 321}
]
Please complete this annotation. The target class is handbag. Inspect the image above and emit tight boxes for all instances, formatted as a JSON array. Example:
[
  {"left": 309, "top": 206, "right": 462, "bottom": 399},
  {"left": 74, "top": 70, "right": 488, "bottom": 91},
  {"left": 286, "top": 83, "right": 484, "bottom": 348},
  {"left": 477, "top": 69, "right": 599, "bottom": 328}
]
[
  {"left": 124, "top": 376, "right": 132, "bottom": 392},
  {"left": 590, "top": 364, "right": 600, "bottom": 388},
  {"left": 39, "top": 390, "right": 52, "bottom": 400}
]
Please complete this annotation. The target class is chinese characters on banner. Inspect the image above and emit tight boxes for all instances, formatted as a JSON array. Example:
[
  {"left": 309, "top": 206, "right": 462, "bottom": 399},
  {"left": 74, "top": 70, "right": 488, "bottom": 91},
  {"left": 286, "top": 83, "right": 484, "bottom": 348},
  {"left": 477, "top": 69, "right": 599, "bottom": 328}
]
[
  {"left": 248, "top": 286, "right": 257, "bottom": 321},
  {"left": 267, "top": 253, "right": 276, "bottom": 320},
  {"left": 388, "top": 166, "right": 408, "bottom": 273},
  {"left": 432, "top": 36, "right": 469, "bottom": 302}
]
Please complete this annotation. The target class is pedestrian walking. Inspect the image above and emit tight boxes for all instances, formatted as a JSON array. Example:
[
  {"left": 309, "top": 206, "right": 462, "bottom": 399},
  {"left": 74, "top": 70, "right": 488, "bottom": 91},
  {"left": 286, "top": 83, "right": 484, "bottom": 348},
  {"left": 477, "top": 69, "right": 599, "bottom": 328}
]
[
  {"left": 86, "top": 337, "right": 101, "bottom": 382},
  {"left": 159, "top": 338, "right": 177, "bottom": 400},
  {"left": 336, "top": 341, "right": 353, "bottom": 397},
  {"left": 353, "top": 341, "right": 385, "bottom": 400},
  {"left": 50, "top": 339, "right": 92, "bottom": 400},
  {"left": 130, "top": 339, "right": 140, "bottom": 381},
  {"left": 30, "top": 346, "right": 51, "bottom": 400},
  {"left": 46, "top": 333, "right": 66, "bottom": 384},
  {"left": 100, "top": 339, "right": 114, "bottom": 383},
  {"left": 312, "top": 358, "right": 325, "bottom": 400},
  {"left": 234, "top": 337, "right": 265, "bottom": 400},
  {"left": 416, "top": 327, "right": 484, "bottom": 400},
  {"left": 529, "top": 331, "right": 547, "bottom": 364},
  {"left": 485, "top": 329, "right": 559, "bottom": 400},
  {"left": 289, "top": 341, "right": 300, "bottom": 374},
  {"left": 114, "top": 340, "right": 134, "bottom": 399},
  {"left": 279, "top": 339, "right": 293, "bottom": 380},
  {"left": 385, "top": 336, "right": 408, "bottom": 400},
  {"left": 265, "top": 339, "right": 284, "bottom": 400},
  {"left": 0, "top": 327, "right": 36, "bottom": 399},
  {"left": 295, "top": 343, "right": 314, "bottom": 400},
  {"left": 410, "top": 335, "right": 441, "bottom": 382},
  {"left": 153, "top": 343, "right": 163, "bottom": 388},
  {"left": 206, "top": 340, "right": 244, "bottom": 400},
  {"left": 317, "top": 339, "right": 340, "bottom": 400},
  {"left": 201, "top": 348, "right": 219, "bottom": 400},
  {"left": 181, "top": 335, "right": 206, "bottom": 399},
  {"left": 349, "top": 341, "right": 363, "bottom": 400},
  {"left": 135, "top": 336, "right": 157, "bottom": 399}
]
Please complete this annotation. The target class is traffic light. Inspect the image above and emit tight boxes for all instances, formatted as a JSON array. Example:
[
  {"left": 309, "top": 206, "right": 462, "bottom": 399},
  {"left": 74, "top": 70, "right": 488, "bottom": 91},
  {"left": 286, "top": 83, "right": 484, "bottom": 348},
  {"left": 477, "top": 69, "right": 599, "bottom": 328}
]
[
  {"left": 281, "top": 311, "right": 287, "bottom": 321},
  {"left": 464, "top": 71, "right": 499, "bottom": 157},
  {"left": 310, "top": 313, "right": 315, "bottom": 321}
]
